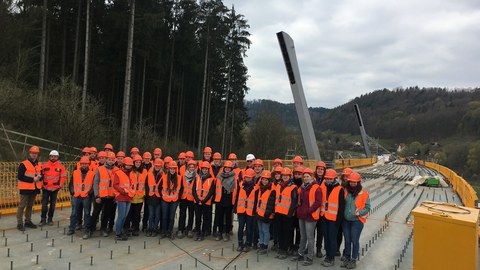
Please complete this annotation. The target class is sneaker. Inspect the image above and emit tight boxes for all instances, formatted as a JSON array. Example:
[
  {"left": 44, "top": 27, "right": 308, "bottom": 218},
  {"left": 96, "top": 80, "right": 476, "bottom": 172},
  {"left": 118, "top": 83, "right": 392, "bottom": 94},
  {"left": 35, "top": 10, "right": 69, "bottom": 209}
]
[
  {"left": 316, "top": 250, "right": 324, "bottom": 258},
  {"left": 67, "top": 230, "right": 75, "bottom": 235},
  {"left": 223, "top": 233, "right": 230, "bottom": 242},
  {"left": 243, "top": 246, "right": 250, "bottom": 252},
  {"left": 47, "top": 220, "right": 54, "bottom": 226},
  {"left": 115, "top": 234, "right": 128, "bottom": 241},
  {"left": 75, "top": 224, "right": 83, "bottom": 231},
  {"left": 102, "top": 230, "right": 109, "bottom": 237},
  {"left": 187, "top": 231, "right": 194, "bottom": 238},
  {"left": 170, "top": 233, "right": 176, "bottom": 240},
  {"left": 24, "top": 221, "right": 38, "bottom": 229},
  {"left": 216, "top": 234, "right": 222, "bottom": 241},
  {"left": 39, "top": 220, "right": 47, "bottom": 226},
  {"left": 277, "top": 253, "right": 289, "bottom": 260},
  {"left": 346, "top": 260, "right": 357, "bottom": 269},
  {"left": 82, "top": 231, "right": 91, "bottom": 239},
  {"left": 177, "top": 231, "right": 184, "bottom": 239},
  {"left": 258, "top": 248, "right": 267, "bottom": 255},
  {"left": 236, "top": 245, "right": 243, "bottom": 252},
  {"left": 340, "top": 258, "right": 349, "bottom": 268},
  {"left": 321, "top": 259, "right": 335, "bottom": 267},
  {"left": 291, "top": 254, "right": 304, "bottom": 261},
  {"left": 302, "top": 258, "right": 313, "bottom": 266},
  {"left": 341, "top": 256, "right": 349, "bottom": 262},
  {"left": 17, "top": 224, "right": 25, "bottom": 231}
]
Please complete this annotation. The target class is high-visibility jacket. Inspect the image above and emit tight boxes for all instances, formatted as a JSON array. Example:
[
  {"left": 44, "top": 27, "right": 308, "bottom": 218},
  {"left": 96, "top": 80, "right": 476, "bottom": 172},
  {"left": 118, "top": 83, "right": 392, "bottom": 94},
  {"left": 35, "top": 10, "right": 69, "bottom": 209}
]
[
  {"left": 194, "top": 177, "right": 218, "bottom": 205},
  {"left": 73, "top": 169, "right": 95, "bottom": 197},
  {"left": 161, "top": 174, "right": 181, "bottom": 202},
  {"left": 236, "top": 182, "right": 257, "bottom": 216},
  {"left": 321, "top": 185, "right": 342, "bottom": 221},
  {"left": 19, "top": 160, "right": 43, "bottom": 190},
  {"left": 147, "top": 169, "right": 162, "bottom": 198},
  {"left": 129, "top": 169, "right": 146, "bottom": 198},
  {"left": 216, "top": 176, "right": 238, "bottom": 205},
  {"left": 256, "top": 189, "right": 274, "bottom": 219},
  {"left": 302, "top": 184, "right": 321, "bottom": 220},
  {"left": 275, "top": 184, "right": 297, "bottom": 215},
  {"left": 97, "top": 166, "right": 116, "bottom": 197},
  {"left": 114, "top": 170, "right": 135, "bottom": 198},
  {"left": 181, "top": 173, "right": 198, "bottom": 201},
  {"left": 42, "top": 160, "right": 67, "bottom": 191},
  {"left": 346, "top": 189, "right": 369, "bottom": 224}
]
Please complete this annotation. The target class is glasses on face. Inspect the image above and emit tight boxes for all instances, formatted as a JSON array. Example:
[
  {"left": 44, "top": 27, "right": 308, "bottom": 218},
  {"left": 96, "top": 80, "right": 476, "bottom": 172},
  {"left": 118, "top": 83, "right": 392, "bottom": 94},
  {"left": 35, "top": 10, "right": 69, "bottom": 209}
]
[{"left": 246, "top": 160, "right": 253, "bottom": 163}]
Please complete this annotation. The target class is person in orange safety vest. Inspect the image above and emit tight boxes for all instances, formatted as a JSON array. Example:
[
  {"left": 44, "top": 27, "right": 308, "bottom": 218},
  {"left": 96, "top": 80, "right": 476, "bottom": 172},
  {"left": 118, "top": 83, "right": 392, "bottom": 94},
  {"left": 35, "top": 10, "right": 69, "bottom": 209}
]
[
  {"left": 254, "top": 170, "right": 276, "bottom": 254},
  {"left": 39, "top": 150, "right": 66, "bottom": 226},
  {"left": 192, "top": 161, "right": 218, "bottom": 241},
  {"left": 113, "top": 157, "right": 135, "bottom": 241},
  {"left": 234, "top": 168, "right": 258, "bottom": 252},
  {"left": 145, "top": 158, "right": 164, "bottom": 237},
  {"left": 214, "top": 160, "right": 237, "bottom": 241},
  {"left": 177, "top": 159, "right": 198, "bottom": 239},
  {"left": 160, "top": 161, "right": 181, "bottom": 239}
]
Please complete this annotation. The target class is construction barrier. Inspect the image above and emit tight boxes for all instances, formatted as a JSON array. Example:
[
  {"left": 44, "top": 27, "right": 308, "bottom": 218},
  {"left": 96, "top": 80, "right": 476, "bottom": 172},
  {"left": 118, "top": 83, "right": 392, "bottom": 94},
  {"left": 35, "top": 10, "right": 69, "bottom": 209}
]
[
  {"left": 334, "top": 157, "right": 378, "bottom": 170},
  {"left": 425, "top": 162, "right": 478, "bottom": 208}
]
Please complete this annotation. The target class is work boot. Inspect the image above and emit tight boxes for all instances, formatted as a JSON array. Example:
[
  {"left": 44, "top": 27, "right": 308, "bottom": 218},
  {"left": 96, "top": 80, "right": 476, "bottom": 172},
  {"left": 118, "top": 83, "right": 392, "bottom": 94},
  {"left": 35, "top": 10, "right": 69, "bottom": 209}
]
[
  {"left": 302, "top": 258, "right": 313, "bottom": 266},
  {"left": 17, "top": 224, "right": 25, "bottom": 231},
  {"left": 291, "top": 254, "right": 304, "bottom": 261},
  {"left": 39, "top": 220, "right": 47, "bottom": 226},
  {"left": 258, "top": 244, "right": 268, "bottom": 255},
  {"left": 277, "top": 251, "right": 289, "bottom": 260},
  {"left": 24, "top": 221, "right": 37, "bottom": 229},
  {"left": 83, "top": 231, "right": 91, "bottom": 239},
  {"left": 236, "top": 245, "right": 244, "bottom": 252},
  {"left": 243, "top": 245, "right": 251, "bottom": 252},
  {"left": 216, "top": 234, "right": 222, "bottom": 241},
  {"left": 321, "top": 258, "right": 335, "bottom": 267},
  {"left": 47, "top": 220, "right": 54, "bottom": 226},
  {"left": 115, "top": 233, "right": 128, "bottom": 241},
  {"left": 316, "top": 249, "right": 324, "bottom": 258},
  {"left": 340, "top": 258, "right": 349, "bottom": 268},
  {"left": 67, "top": 230, "right": 74, "bottom": 235},
  {"left": 187, "top": 230, "right": 194, "bottom": 238},
  {"left": 177, "top": 231, "right": 184, "bottom": 239},
  {"left": 346, "top": 259, "right": 357, "bottom": 269},
  {"left": 223, "top": 233, "right": 230, "bottom": 242},
  {"left": 75, "top": 224, "right": 82, "bottom": 231}
]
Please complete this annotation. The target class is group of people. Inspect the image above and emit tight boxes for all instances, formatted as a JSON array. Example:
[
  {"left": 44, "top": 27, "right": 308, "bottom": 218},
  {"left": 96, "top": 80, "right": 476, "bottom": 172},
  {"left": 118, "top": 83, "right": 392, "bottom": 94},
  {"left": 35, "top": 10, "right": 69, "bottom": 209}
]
[{"left": 16, "top": 144, "right": 370, "bottom": 269}]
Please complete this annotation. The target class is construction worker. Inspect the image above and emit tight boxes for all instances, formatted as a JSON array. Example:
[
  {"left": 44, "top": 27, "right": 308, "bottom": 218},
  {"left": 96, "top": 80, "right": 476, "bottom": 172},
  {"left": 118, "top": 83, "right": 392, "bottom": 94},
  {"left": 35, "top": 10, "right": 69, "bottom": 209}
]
[
  {"left": 90, "top": 151, "right": 118, "bottom": 237},
  {"left": 211, "top": 152, "right": 223, "bottom": 177},
  {"left": 177, "top": 160, "right": 198, "bottom": 238},
  {"left": 124, "top": 155, "right": 146, "bottom": 236},
  {"left": 116, "top": 151, "right": 126, "bottom": 168},
  {"left": 292, "top": 156, "right": 303, "bottom": 168},
  {"left": 153, "top": 148, "right": 162, "bottom": 159},
  {"left": 254, "top": 170, "right": 276, "bottom": 255},
  {"left": 104, "top": 144, "right": 114, "bottom": 152},
  {"left": 239, "top": 154, "right": 255, "bottom": 182},
  {"left": 227, "top": 153, "right": 241, "bottom": 179},
  {"left": 320, "top": 169, "right": 345, "bottom": 267},
  {"left": 76, "top": 147, "right": 93, "bottom": 170},
  {"left": 274, "top": 167, "right": 297, "bottom": 259},
  {"left": 143, "top": 152, "right": 152, "bottom": 170},
  {"left": 211, "top": 152, "right": 223, "bottom": 237},
  {"left": 272, "top": 158, "right": 283, "bottom": 171},
  {"left": 113, "top": 157, "right": 135, "bottom": 241},
  {"left": 145, "top": 158, "right": 164, "bottom": 237},
  {"left": 270, "top": 166, "right": 283, "bottom": 251},
  {"left": 130, "top": 147, "right": 140, "bottom": 158},
  {"left": 160, "top": 161, "right": 181, "bottom": 239},
  {"left": 341, "top": 171, "right": 370, "bottom": 269},
  {"left": 292, "top": 168, "right": 322, "bottom": 266},
  {"left": 215, "top": 160, "right": 237, "bottom": 241},
  {"left": 235, "top": 168, "right": 257, "bottom": 252},
  {"left": 315, "top": 161, "right": 327, "bottom": 258},
  {"left": 40, "top": 150, "right": 67, "bottom": 226},
  {"left": 272, "top": 166, "right": 283, "bottom": 184},
  {"left": 16, "top": 146, "right": 42, "bottom": 231},
  {"left": 202, "top": 146, "right": 213, "bottom": 162},
  {"left": 291, "top": 166, "right": 304, "bottom": 254},
  {"left": 97, "top": 151, "right": 107, "bottom": 166},
  {"left": 177, "top": 152, "right": 186, "bottom": 173},
  {"left": 252, "top": 159, "right": 264, "bottom": 184},
  {"left": 68, "top": 156, "right": 95, "bottom": 238},
  {"left": 193, "top": 161, "right": 218, "bottom": 241},
  {"left": 180, "top": 151, "right": 194, "bottom": 176},
  {"left": 141, "top": 152, "right": 152, "bottom": 231},
  {"left": 163, "top": 156, "right": 173, "bottom": 171},
  {"left": 89, "top": 147, "right": 98, "bottom": 162},
  {"left": 337, "top": 167, "right": 353, "bottom": 257}
]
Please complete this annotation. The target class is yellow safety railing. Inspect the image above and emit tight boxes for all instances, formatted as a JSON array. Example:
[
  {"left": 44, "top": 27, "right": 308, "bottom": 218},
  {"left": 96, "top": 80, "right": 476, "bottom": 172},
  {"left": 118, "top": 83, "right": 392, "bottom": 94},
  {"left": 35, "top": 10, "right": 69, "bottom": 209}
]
[
  {"left": 425, "top": 162, "right": 478, "bottom": 208},
  {"left": 333, "top": 157, "right": 378, "bottom": 170}
]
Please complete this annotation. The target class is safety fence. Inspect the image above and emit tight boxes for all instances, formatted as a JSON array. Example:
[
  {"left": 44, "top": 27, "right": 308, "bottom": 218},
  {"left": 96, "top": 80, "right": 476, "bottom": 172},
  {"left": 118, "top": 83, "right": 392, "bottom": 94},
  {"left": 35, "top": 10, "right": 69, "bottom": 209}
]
[
  {"left": 425, "top": 162, "right": 478, "bottom": 208},
  {"left": 0, "top": 158, "right": 377, "bottom": 215}
]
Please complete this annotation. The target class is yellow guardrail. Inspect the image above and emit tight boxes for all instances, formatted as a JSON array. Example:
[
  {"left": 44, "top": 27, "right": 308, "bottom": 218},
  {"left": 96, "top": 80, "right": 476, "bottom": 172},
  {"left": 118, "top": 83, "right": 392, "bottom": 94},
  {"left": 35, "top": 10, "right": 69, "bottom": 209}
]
[
  {"left": 425, "top": 162, "right": 478, "bottom": 208},
  {"left": 334, "top": 157, "right": 378, "bottom": 170}
]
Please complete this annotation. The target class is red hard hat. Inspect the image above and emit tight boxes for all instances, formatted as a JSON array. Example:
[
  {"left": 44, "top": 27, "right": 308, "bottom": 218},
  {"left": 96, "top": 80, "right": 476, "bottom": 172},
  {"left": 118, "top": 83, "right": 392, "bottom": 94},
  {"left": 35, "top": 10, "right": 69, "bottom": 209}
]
[
  {"left": 342, "top": 167, "right": 353, "bottom": 177},
  {"left": 104, "top": 144, "right": 113, "bottom": 151},
  {"left": 347, "top": 172, "right": 362, "bottom": 182},
  {"left": 142, "top": 152, "right": 152, "bottom": 159},
  {"left": 185, "top": 151, "right": 194, "bottom": 158},
  {"left": 116, "top": 151, "right": 126, "bottom": 158},
  {"left": 200, "top": 161, "right": 211, "bottom": 169},
  {"left": 133, "top": 155, "right": 143, "bottom": 162},
  {"left": 153, "top": 148, "right": 162, "bottom": 155},
  {"left": 261, "top": 170, "right": 271, "bottom": 179},
  {"left": 316, "top": 161, "right": 327, "bottom": 169},
  {"left": 90, "top": 147, "right": 97, "bottom": 153},
  {"left": 223, "top": 161, "right": 233, "bottom": 168},
  {"left": 303, "top": 168, "right": 315, "bottom": 177},
  {"left": 293, "top": 166, "right": 304, "bottom": 174},
  {"left": 273, "top": 158, "right": 283, "bottom": 166},
  {"left": 153, "top": 158, "right": 164, "bottom": 166},
  {"left": 273, "top": 166, "right": 283, "bottom": 174},
  {"left": 281, "top": 167, "right": 292, "bottom": 177},
  {"left": 178, "top": 152, "right": 186, "bottom": 159},
  {"left": 168, "top": 161, "right": 178, "bottom": 169},
  {"left": 123, "top": 157, "right": 134, "bottom": 166},
  {"left": 82, "top": 147, "right": 91, "bottom": 153},
  {"left": 253, "top": 159, "right": 264, "bottom": 166},
  {"left": 79, "top": 156, "right": 90, "bottom": 164},
  {"left": 97, "top": 151, "right": 107, "bottom": 158},
  {"left": 187, "top": 160, "right": 197, "bottom": 167},
  {"left": 203, "top": 147, "right": 212, "bottom": 153},
  {"left": 29, "top": 146, "right": 40, "bottom": 153},
  {"left": 213, "top": 152, "right": 222, "bottom": 160},
  {"left": 130, "top": 147, "right": 140, "bottom": 154},
  {"left": 324, "top": 169, "right": 338, "bottom": 179},
  {"left": 163, "top": 156, "right": 173, "bottom": 164},
  {"left": 106, "top": 152, "right": 116, "bottom": 159},
  {"left": 228, "top": 153, "right": 237, "bottom": 160},
  {"left": 292, "top": 156, "right": 303, "bottom": 164},
  {"left": 244, "top": 168, "right": 255, "bottom": 178}
]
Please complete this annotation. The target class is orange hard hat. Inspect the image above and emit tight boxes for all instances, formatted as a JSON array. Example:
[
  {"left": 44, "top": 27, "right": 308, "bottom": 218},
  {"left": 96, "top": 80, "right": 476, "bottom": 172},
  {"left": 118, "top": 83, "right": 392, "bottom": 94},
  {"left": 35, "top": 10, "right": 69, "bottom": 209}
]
[
  {"left": 123, "top": 157, "right": 134, "bottom": 166},
  {"left": 185, "top": 151, "right": 194, "bottom": 158},
  {"left": 168, "top": 161, "right": 178, "bottom": 169},
  {"left": 253, "top": 159, "right": 264, "bottom": 166},
  {"left": 292, "top": 156, "right": 303, "bottom": 164},
  {"left": 130, "top": 147, "right": 140, "bottom": 154},
  {"left": 347, "top": 172, "right": 361, "bottom": 182},
  {"left": 223, "top": 161, "right": 233, "bottom": 168},
  {"left": 116, "top": 151, "right": 126, "bottom": 158},
  {"left": 227, "top": 153, "right": 237, "bottom": 160},
  {"left": 213, "top": 152, "right": 222, "bottom": 160},
  {"left": 203, "top": 147, "right": 212, "bottom": 153},
  {"left": 82, "top": 147, "right": 91, "bottom": 153},
  {"left": 316, "top": 161, "right": 327, "bottom": 169},
  {"left": 133, "top": 155, "right": 142, "bottom": 162},
  {"left": 293, "top": 166, "right": 304, "bottom": 174},
  {"left": 342, "top": 168, "right": 353, "bottom": 176},
  {"left": 178, "top": 152, "right": 186, "bottom": 159},
  {"left": 97, "top": 151, "right": 107, "bottom": 158},
  {"left": 324, "top": 169, "right": 338, "bottom": 179},
  {"left": 273, "top": 166, "right": 283, "bottom": 174},
  {"left": 163, "top": 156, "right": 173, "bottom": 164},
  {"left": 261, "top": 170, "right": 271, "bottom": 179},
  {"left": 90, "top": 147, "right": 97, "bottom": 153},
  {"left": 281, "top": 167, "right": 292, "bottom": 177},
  {"left": 187, "top": 160, "right": 197, "bottom": 167},
  {"left": 142, "top": 152, "right": 152, "bottom": 159},
  {"left": 153, "top": 158, "right": 164, "bottom": 166},
  {"left": 104, "top": 144, "right": 114, "bottom": 151},
  {"left": 273, "top": 158, "right": 283, "bottom": 165},
  {"left": 244, "top": 168, "right": 255, "bottom": 178},
  {"left": 200, "top": 161, "right": 211, "bottom": 169},
  {"left": 153, "top": 148, "right": 162, "bottom": 155},
  {"left": 29, "top": 146, "right": 40, "bottom": 153},
  {"left": 303, "top": 168, "right": 315, "bottom": 177},
  {"left": 79, "top": 156, "right": 90, "bottom": 164},
  {"left": 106, "top": 152, "right": 116, "bottom": 159}
]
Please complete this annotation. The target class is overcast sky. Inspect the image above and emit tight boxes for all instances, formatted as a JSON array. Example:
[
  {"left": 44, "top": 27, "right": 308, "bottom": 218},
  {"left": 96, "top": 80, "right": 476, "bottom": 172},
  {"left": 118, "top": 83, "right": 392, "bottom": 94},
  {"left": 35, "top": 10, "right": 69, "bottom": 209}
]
[{"left": 222, "top": 0, "right": 480, "bottom": 108}]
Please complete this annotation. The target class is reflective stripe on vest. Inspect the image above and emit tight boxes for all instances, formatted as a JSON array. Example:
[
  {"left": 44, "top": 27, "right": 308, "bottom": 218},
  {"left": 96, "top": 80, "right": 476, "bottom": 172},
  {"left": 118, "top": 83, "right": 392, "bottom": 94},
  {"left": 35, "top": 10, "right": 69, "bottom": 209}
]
[
  {"left": 195, "top": 177, "right": 215, "bottom": 205},
  {"left": 42, "top": 162, "right": 66, "bottom": 191},
  {"left": 350, "top": 189, "right": 369, "bottom": 224},
  {"left": 275, "top": 184, "right": 296, "bottom": 215},
  {"left": 324, "top": 185, "right": 342, "bottom": 221},
  {"left": 147, "top": 171, "right": 162, "bottom": 198},
  {"left": 161, "top": 174, "right": 181, "bottom": 202},
  {"left": 130, "top": 170, "right": 146, "bottom": 197},
  {"left": 115, "top": 170, "right": 134, "bottom": 198},
  {"left": 307, "top": 184, "right": 321, "bottom": 220},
  {"left": 73, "top": 170, "right": 95, "bottom": 197},
  {"left": 98, "top": 166, "right": 115, "bottom": 197},
  {"left": 19, "top": 160, "right": 42, "bottom": 190},
  {"left": 181, "top": 174, "right": 196, "bottom": 201},
  {"left": 256, "top": 189, "right": 273, "bottom": 219},
  {"left": 236, "top": 183, "right": 257, "bottom": 216}
]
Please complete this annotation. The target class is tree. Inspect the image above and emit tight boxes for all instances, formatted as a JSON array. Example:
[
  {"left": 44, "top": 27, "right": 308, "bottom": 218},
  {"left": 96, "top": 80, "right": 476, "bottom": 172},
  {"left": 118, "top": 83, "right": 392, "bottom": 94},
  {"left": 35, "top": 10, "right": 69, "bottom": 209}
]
[{"left": 246, "top": 112, "right": 288, "bottom": 159}]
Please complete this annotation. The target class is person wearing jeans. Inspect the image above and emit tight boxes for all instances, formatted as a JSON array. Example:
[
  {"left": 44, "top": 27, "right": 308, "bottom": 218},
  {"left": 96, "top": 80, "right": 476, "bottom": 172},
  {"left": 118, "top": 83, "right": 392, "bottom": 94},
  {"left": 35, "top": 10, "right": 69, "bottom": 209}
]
[
  {"left": 113, "top": 157, "right": 135, "bottom": 241},
  {"left": 160, "top": 161, "right": 182, "bottom": 239},
  {"left": 234, "top": 168, "right": 257, "bottom": 252},
  {"left": 145, "top": 159, "right": 164, "bottom": 236},
  {"left": 254, "top": 170, "right": 276, "bottom": 255},
  {"left": 341, "top": 171, "right": 370, "bottom": 269}
]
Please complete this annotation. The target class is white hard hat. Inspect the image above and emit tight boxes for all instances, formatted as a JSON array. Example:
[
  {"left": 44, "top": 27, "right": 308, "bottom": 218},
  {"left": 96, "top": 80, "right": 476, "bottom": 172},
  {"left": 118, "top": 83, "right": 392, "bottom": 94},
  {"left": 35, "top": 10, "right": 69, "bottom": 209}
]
[
  {"left": 49, "top": 150, "right": 59, "bottom": 156},
  {"left": 246, "top": 154, "right": 255, "bottom": 161}
]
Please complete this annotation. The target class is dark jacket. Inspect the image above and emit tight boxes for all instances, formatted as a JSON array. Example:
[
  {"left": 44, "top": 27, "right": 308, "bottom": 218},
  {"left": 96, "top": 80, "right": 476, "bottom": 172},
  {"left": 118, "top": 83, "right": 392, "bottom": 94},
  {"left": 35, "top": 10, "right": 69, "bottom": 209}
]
[
  {"left": 192, "top": 173, "right": 216, "bottom": 204},
  {"left": 296, "top": 182, "right": 322, "bottom": 222},
  {"left": 278, "top": 180, "right": 298, "bottom": 217},
  {"left": 325, "top": 183, "right": 345, "bottom": 225},
  {"left": 145, "top": 170, "right": 163, "bottom": 205}
]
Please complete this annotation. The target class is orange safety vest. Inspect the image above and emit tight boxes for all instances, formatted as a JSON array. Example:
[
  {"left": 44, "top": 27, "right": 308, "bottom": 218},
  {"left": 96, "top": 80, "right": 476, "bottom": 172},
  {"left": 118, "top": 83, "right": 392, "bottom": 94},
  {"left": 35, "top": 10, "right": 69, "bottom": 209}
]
[
  {"left": 275, "top": 184, "right": 297, "bottom": 215},
  {"left": 115, "top": 170, "right": 135, "bottom": 198},
  {"left": 161, "top": 174, "right": 181, "bottom": 202},
  {"left": 73, "top": 169, "right": 95, "bottom": 197},
  {"left": 19, "top": 160, "right": 43, "bottom": 190},
  {"left": 216, "top": 176, "right": 238, "bottom": 205},
  {"left": 181, "top": 173, "right": 197, "bottom": 201},
  {"left": 322, "top": 185, "right": 342, "bottom": 221},
  {"left": 345, "top": 190, "right": 369, "bottom": 224},
  {"left": 129, "top": 169, "right": 146, "bottom": 197},
  {"left": 97, "top": 166, "right": 116, "bottom": 197},
  {"left": 42, "top": 161, "right": 67, "bottom": 191},
  {"left": 299, "top": 184, "right": 321, "bottom": 220},
  {"left": 195, "top": 177, "right": 217, "bottom": 205},
  {"left": 236, "top": 182, "right": 257, "bottom": 216},
  {"left": 256, "top": 189, "right": 274, "bottom": 219},
  {"left": 147, "top": 170, "right": 162, "bottom": 198}
]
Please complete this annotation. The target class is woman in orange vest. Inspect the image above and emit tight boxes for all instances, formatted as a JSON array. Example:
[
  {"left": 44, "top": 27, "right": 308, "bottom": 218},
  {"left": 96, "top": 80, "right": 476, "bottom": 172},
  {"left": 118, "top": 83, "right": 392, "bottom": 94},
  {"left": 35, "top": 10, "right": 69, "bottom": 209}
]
[
  {"left": 215, "top": 160, "right": 237, "bottom": 241},
  {"left": 292, "top": 168, "right": 322, "bottom": 265},
  {"left": 177, "top": 159, "right": 198, "bottom": 238},
  {"left": 113, "top": 157, "right": 135, "bottom": 241},
  {"left": 124, "top": 155, "right": 146, "bottom": 236},
  {"left": 315, "top": 161, "right": 327, "bottom": 258},
  {"left": 270, "top": 166, "right": 283, "bottom": 251},
  {"left": 274, "top": 167, "right": 298, "bottom": 259},
  {"left": 255, "top": 170, "right": 276, "bottom": 255},
  {"left": 192, "top": 161, "right": 217, "bottom": 241},
  {"left": 234, "top": 168, "right": 257, "bottom": 252},
  {"left": 160, "top": 161, "right": 181, "bottom": 239},
  {"left": 145, "top": 158, "right": 164, "bottom": 237},
  {"left": 320, "top": 169, "right": 345, "bottom": 267},
  {"left": 341, "top": 171, "right": 370, "bottom": 269}
]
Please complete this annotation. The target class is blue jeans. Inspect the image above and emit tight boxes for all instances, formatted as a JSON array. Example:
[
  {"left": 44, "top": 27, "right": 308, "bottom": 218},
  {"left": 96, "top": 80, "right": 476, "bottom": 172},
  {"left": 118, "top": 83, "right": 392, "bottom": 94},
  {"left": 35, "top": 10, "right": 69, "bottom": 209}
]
[
  {"left": 237, "top": 213, "right": 253, "bottom": 247},
  {"left": 148, "top": 203, "right": 161, "bottom": 230},
  {"left": 41, "top": 190, "right": 59, "bottom": 221},
  {"left": 116, "top": 201, "right": 131, "bottom": 236},
  {"left": 257, "top": 220, "right": 270, "bottom": 246},
  {"left": 343, "top": 220, "right": 364, "bottom": 259},
  {"left": 69, "top": 196, "right": 91, "bottom": 232},
  {"left": 161, "top": 201, "right": 179, "bottom": 233}
]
